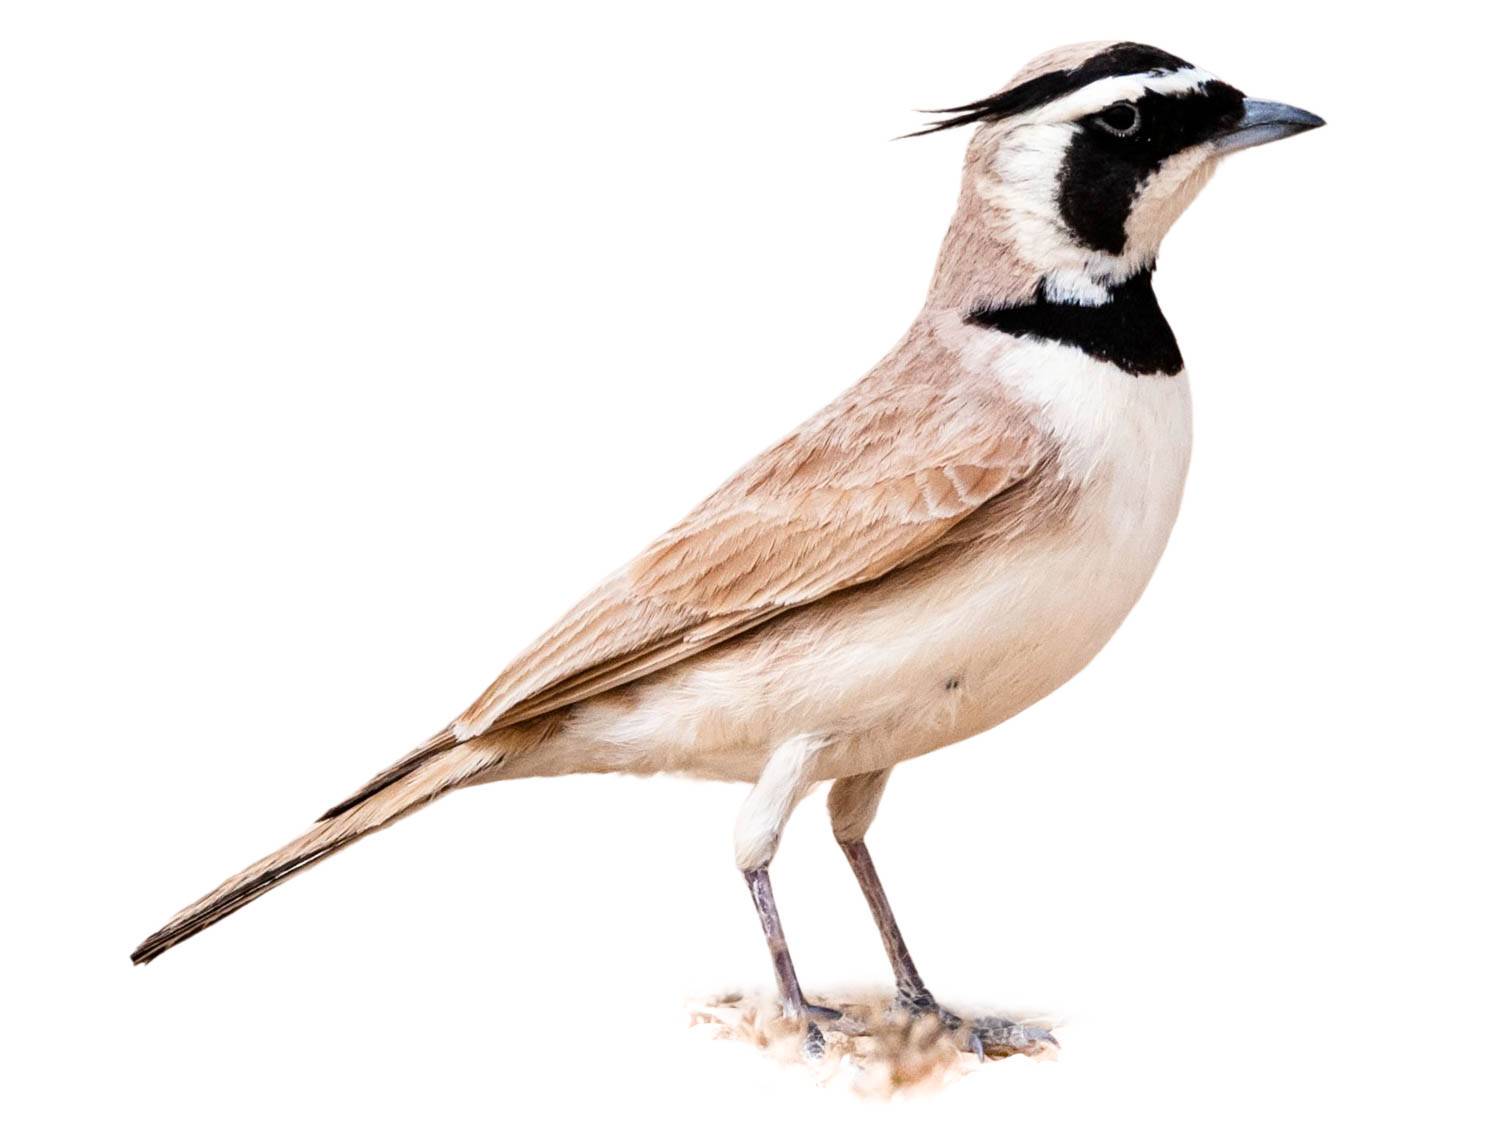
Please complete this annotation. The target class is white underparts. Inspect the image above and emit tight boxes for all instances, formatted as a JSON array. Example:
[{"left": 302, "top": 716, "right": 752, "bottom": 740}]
[{"left": 734, "top": 733, "right": 829, "bottom": 869}]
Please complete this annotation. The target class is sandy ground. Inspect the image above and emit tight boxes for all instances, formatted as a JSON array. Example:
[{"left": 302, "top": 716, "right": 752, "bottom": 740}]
[{"left": 688, "top": 990, "right": 1059, "bottom": 1097}]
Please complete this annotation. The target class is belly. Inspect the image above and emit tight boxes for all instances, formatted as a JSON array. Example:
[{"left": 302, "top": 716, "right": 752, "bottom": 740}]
[{"left": 810, "top": 474, "right": 1191, "bottom": 779}]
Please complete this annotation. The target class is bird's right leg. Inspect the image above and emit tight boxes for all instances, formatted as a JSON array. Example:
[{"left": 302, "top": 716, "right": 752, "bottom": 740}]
[{"left": 735, "top": 734, "right": 833, "bottom": 1027}]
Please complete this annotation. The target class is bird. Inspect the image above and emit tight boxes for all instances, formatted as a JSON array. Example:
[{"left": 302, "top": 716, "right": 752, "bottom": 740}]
[{"left": 133, "top": 40, "right": 1323, "bottom": 1053}]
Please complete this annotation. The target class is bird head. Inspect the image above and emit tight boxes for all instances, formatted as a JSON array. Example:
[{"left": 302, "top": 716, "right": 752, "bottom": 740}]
[{"left": 917, "top": 42, "right": 1323, "bottom": 306}]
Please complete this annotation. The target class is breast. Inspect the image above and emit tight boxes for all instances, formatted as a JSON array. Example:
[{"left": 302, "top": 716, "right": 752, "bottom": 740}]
[{"left": 916, "top": 334, "right": 1194, "bottom": 743}]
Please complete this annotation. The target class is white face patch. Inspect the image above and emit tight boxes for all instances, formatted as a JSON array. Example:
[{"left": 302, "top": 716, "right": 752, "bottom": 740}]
[
  {"left": 1024, "top": 67, "right": 1218, "bottom": 126},
  {"left": 977, "top": 119, "right": 1149, "bottom": 296},
  {"left": 976, "top": 121, "right": 1095, "bottom": 287}
]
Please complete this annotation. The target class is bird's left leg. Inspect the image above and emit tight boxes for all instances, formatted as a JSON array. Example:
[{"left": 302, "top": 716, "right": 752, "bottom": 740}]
[
  {"left": 735, "top": 733, "right": 838, "bottom": 1031},
  {"left": 828, "top": 768, "right": 1057, "bottom": 1057},
  {"left": 826, "top": 769, "right": 938, "bottom": 1010}
]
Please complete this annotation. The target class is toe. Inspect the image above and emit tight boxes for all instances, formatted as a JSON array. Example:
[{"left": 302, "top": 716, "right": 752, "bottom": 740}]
[
  {"left": 802, "top": 1021, "right": 826, "bottom": 1059},
  {"left": 969, "top": 1016, "right": 1059, "bottom": 1057}
]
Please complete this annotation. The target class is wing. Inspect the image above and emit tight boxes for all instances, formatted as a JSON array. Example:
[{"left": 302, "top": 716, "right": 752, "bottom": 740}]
[{"left": 453, "top": 370, "right": 1050, "bottom": 739}]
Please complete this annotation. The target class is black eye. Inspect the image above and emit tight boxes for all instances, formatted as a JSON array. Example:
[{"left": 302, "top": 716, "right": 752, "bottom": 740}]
[{"left": 1096, "top": 102, "right": 1141, "bottom": 137}]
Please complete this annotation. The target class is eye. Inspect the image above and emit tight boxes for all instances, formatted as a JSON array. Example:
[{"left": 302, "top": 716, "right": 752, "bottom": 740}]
[{"left": 1096, "top": 102, "right": 1141, "bottom": 137}]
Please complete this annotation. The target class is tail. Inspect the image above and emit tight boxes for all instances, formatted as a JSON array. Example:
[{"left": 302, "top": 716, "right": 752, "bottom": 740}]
[{"left": 131, "top": 728, "right": 502, "bottom": 964}]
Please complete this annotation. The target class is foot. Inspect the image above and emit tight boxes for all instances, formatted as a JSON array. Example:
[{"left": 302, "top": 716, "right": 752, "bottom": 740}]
[
  {"left": 800, "top": 1001, "right": 843, "bottom": 1022},
  {"left": 786, "top": 1001, "right": 844, "bottom": 1058},
  {"left": 896, "top": 986, "right": 960, "bottom": 1029},
  {"left": 895, "top": 988, "right": 1056, "bottom": 1058},
  {"left": 965, "top": 1016, "right": 1058, "bottom": 1059}
]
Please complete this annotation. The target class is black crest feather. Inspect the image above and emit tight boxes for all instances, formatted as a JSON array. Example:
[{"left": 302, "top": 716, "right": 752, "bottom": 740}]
[{"left": 902, "top": 42, "right": 1191, "bottom": 138}]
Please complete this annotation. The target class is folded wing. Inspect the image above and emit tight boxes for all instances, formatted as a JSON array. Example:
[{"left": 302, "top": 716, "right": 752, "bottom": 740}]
[{"left": 455, "top": 376, "right": 1050, "bottom": 739}]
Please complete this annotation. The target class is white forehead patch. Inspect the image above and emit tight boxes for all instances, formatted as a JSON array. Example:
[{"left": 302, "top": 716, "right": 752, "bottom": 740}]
[{"left": 1023, "top": 66, "right": 1218, "bottom": 125}]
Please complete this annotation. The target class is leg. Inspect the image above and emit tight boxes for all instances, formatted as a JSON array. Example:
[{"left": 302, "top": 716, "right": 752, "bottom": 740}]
[
  {"left": 827, "top": 770, "right": 936, "bottom": 1008},
  {"left": 828, "top": 769, "right": 1057, "bottom": 1057},
  {"left": 735, "top": 734, "right": 830, "bottom": 1022},
  {"left": 742, "top": 867, "right": 809, "bottom": 1017}
]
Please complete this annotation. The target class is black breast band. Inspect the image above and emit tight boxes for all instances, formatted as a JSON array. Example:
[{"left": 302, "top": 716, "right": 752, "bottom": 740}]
[{"left": 965, "top": 269, "right": 1183, "bottom": 376}]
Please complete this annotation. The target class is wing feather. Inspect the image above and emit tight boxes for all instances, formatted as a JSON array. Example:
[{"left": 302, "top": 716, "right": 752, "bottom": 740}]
[{"left": 453, "top": 369, "right": 1049, "bottom": 739}]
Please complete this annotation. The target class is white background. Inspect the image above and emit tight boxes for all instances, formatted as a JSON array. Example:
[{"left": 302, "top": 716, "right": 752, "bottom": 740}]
[{"left": 3, "top": 1, "right": 1491, "bottom": 1117}]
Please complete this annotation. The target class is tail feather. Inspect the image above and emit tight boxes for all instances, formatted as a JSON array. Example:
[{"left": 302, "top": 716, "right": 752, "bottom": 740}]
[
  {"left": 316, "top": 727, "right": 459, "bottom": 822},
  {"left": 131, "top": 732, "right": 500, "bottom": 964}
]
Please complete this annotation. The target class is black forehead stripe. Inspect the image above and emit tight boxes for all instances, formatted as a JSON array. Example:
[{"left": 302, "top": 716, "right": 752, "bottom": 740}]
[
  {"left": 906, "top": 42, "right": 1192, "bottom": 137},
  {"left": 966, "top": 270, "right": 1183, "bottom": 377}
]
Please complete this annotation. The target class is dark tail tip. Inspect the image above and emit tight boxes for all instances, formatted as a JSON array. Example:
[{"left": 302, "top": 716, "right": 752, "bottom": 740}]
[
  {"left": 132, "top": 919, "right": 182, "bottom": 964},
  {"left": 131, "top": 938, "right": 163, "bottom": 965},
  {"left": 128, "top": 840, "right": 342, "bottom": 965}
]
